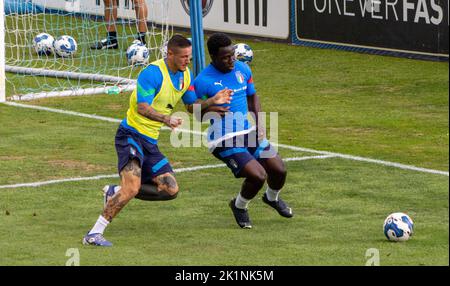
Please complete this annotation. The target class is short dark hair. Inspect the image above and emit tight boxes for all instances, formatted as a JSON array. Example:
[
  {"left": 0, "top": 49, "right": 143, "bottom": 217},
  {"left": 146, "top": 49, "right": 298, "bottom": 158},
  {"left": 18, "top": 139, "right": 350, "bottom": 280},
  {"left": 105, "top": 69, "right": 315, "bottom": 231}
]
[
  {"left": 168, "top": 34, "right": 192, "bottom": 51},
  {"left": 207, "top": 33, "right": 232, "bottom": 57}
]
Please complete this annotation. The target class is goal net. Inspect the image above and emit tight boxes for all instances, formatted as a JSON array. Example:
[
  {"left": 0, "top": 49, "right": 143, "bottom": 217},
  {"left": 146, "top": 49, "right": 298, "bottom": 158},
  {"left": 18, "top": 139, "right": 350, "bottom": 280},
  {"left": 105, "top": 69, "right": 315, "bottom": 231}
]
[{"left": 2, "top": 0, "right": 171, "bottom": 101}]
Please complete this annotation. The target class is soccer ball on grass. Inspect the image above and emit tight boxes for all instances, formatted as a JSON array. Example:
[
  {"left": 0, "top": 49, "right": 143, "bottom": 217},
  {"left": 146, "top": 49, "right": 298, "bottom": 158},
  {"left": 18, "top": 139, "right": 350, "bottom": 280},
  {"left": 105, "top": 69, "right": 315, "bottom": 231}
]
[
  {"left": 53, "top": 35, "right": 77, "bottom": 57},
  {"left": 126, "top": 40, "right": 150, "bottom": 66},
  {"left": 33, "top": 33, "right": 55, "bottom": 56},
  {"left": 383, "top": 212, "right": 414, "bottom": 242}
]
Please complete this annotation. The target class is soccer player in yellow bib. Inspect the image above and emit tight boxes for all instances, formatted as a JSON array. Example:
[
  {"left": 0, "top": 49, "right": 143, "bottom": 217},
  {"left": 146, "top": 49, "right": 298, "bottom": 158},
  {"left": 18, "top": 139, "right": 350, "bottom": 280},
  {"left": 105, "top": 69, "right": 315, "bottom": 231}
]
[{"left": 83, "top": 35, "right": 232, "bottom": 246}]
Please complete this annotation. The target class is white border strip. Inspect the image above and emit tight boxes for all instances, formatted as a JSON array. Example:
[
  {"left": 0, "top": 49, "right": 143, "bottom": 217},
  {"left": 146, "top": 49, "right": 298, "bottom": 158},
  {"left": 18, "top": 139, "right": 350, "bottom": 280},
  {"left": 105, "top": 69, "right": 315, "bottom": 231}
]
[
  {"left": 2, "top": 102, "right": 448, "bottom": 177},
  {"left": 0, "top": 155, "right": 335, "bottom": 189}
]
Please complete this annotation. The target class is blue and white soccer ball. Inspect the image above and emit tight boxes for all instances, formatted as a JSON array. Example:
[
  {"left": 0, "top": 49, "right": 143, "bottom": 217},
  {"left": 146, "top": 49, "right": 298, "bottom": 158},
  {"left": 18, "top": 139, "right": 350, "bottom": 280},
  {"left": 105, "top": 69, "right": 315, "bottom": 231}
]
[
  {"left": 383, "top": 212, "right": 414, "bottom": 242},
  {"left": 33, "top": 33, "right": 55, "bottom": 56},
  {"left": 234, "top": 43, "right": 253, "bottom": 64},
  {"left": 127, "top": 40, "right": 150, "bottom": 66},
  {"left": 53, "top": 35, "right": 77, "bottom": 57}
]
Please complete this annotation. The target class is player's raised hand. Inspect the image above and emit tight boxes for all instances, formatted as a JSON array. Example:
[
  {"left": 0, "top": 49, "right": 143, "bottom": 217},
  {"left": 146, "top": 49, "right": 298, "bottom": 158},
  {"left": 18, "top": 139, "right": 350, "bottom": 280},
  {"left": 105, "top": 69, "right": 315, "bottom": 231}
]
[{"left": 212, "top": 88, "right": 233, "bottom": 105}]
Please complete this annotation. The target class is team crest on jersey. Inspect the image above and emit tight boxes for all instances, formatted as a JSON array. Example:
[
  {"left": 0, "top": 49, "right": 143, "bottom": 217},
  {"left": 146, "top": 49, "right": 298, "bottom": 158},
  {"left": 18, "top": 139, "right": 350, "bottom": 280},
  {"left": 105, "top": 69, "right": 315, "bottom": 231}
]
[
  {"left": 235, "top": 71, "right": 245, "bottom": 84},
  {"left": 179, "top": 77, "right": 184, "bottom": 90}
]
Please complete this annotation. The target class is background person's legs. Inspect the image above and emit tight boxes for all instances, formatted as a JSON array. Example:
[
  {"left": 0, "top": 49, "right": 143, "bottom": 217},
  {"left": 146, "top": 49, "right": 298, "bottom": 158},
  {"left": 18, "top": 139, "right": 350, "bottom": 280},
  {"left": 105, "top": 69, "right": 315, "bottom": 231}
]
[{"left": 133, "top": 0, "right": 148, "bottom": 45}]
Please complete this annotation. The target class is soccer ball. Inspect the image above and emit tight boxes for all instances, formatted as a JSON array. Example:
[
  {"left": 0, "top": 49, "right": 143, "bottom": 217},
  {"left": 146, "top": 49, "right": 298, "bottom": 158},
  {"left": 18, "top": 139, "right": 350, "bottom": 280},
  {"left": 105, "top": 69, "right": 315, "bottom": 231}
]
[
  {"left": 33, "top": 33, "right": 55, "bottom": 56},
  {"left": 383, "top": 212, "right": 414, "bottom": 242},
  {"left": 234, "top": 43, "right": 253, "bottom": 64},
  {"left": 53, "top": 35, "right": 77, "bottom": 57},
  {"left": 127, "top": 40, "right": 150, "bottom": 66}
]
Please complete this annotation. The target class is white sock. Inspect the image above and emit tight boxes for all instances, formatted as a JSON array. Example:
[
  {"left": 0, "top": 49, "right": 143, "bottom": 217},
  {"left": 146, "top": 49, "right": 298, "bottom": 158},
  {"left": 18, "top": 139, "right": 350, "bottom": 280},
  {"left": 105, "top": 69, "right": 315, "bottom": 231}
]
[
  {"left": 235, "top": 193, "right": 250, "bottom": 209},
  {"left": 88, "top": 215, "right": 110, "bottom": 235},
  {"left": 265, "top": 187, "right": 280, "bottom": 202}
]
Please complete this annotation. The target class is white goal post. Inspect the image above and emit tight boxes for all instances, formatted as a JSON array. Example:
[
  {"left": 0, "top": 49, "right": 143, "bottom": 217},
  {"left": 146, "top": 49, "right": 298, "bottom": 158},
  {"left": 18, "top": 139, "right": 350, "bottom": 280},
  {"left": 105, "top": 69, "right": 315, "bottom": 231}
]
[{"left": 1, "top": 0, "right": 172, "bottom": 102}]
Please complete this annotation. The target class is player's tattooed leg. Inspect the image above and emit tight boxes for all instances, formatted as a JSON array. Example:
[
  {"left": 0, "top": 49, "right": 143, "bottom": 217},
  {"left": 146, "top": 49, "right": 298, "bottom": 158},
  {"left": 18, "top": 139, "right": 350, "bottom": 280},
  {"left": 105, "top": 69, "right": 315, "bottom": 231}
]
[
  {"left": 103, "top": 159, "right": 141, "bottom": 221},
  {"left": 135, "top": 183, "right": 178, "bottom": 201},
  {"left": 122, "top": 159, "right": 142, "bottom": 177},
  {"left": 154, "top": 173, "right": 179, "bottom": 197}
]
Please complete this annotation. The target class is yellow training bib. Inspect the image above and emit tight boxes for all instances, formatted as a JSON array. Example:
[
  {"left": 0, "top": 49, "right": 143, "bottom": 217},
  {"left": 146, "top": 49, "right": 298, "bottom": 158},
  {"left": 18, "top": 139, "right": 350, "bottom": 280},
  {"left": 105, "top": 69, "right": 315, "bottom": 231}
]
[{"left": 125, "top": 59, "right": 191, "bottom": 141}]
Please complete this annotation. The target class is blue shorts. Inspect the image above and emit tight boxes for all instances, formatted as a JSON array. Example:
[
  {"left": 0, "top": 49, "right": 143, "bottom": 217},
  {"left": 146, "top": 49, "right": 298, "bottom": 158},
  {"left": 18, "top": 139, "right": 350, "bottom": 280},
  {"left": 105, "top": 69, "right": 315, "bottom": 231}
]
[
  {"left": 211, "top": 131, "right": 277, "bottom": 178},
  {"left": 115, "top": 125, "right": 173, "bottom": 184}
]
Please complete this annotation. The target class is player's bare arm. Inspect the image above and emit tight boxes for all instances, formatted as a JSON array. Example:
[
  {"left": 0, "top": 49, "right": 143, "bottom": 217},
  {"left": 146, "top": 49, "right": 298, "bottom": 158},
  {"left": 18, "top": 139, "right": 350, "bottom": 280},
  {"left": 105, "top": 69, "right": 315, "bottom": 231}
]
[
  {"left": 137, "top": 102, "right": 182, "bottom": 129},
  {"left": 247, "top": 93, "right": 265, "bottom": 139}
]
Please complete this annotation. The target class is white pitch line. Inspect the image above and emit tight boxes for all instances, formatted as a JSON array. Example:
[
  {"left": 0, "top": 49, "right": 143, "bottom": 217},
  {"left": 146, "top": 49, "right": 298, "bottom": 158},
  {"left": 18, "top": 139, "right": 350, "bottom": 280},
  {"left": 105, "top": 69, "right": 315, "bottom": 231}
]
[
  {"left": 284, "top": 154, "right": 336, "bottom": 162},
  {"left": 275, "top": 143, "right": 449, "bottom": 177},
  {"left": 3, "top": 101, "right": 121, "bottom": 123},
  {"left": 0, "top": 174, "right": 119, "bottom": 189},
  {"left": 0, "top": 155, "right": 333, "bottom": 189},
  {"left": 2, "top": 102, "right": 449, "bottom": 177}
]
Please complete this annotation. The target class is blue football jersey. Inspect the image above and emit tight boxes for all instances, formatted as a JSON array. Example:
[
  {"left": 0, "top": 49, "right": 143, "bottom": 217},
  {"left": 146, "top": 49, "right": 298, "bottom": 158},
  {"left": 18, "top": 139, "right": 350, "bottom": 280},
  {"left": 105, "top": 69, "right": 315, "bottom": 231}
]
[{"left": 194, "top": 61, "right": 257, "bottom": 143}]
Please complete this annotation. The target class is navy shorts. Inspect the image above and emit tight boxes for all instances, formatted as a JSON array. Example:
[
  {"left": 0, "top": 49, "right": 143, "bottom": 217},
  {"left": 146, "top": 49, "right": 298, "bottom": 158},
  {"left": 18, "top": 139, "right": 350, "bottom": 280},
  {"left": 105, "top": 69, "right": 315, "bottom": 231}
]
[
  {"left": 115, "top": 125, "right": 173, "bottom": 184},
  {"left": 211, "top": 131, "right": 277, "bottom": 178}
]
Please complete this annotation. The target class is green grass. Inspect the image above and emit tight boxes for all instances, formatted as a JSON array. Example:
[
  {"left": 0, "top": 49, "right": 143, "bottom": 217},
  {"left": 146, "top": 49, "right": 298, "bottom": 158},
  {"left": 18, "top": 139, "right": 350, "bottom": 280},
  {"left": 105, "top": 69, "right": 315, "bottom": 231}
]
[
  {"left": 0, "top": 160, "right": 447, "bottom": 265},
  {"left": 1, "top": 27, "right": 448, "bottom": 265}
]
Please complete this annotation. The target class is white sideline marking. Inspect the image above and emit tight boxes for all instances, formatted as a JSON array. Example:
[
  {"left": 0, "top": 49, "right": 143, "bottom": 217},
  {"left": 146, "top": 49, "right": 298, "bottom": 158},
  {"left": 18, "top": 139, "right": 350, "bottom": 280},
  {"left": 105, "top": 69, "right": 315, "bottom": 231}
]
[
  {"left": 2, "top": 102, "right": 449, "bottom": 177},
  {"left": 0, "top": 174, "right": 118, "bottom": 189},
  {"left": 275, "top": 144, "right": 449, "bottom": 177},
  {"left": 3, "top": 102, "right": 121, "bottom": 123},
  {"left": 0, "top": 155, "right": 334, "bottom": 189}
]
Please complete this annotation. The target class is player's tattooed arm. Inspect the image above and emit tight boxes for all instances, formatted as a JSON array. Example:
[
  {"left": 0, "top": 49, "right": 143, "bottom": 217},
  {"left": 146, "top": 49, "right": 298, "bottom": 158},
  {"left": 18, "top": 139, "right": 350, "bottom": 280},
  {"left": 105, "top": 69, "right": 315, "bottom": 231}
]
[
  {"left": 138, "top": 102, "right": 182, "bottom": 129},
  {"left": 138, "top": 102, "right": 170, "bottom": 124}
]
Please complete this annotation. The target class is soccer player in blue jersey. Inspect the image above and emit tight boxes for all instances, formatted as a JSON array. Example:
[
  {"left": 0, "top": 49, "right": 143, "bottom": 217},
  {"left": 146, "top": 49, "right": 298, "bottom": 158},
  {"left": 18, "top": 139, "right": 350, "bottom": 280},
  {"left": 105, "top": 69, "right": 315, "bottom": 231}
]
[
  {"left": 83, "top": 35, "right": 232, "bottom": 246},
  {"left": 194, "top": 33, "right": 293, "bottom": 229}
]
